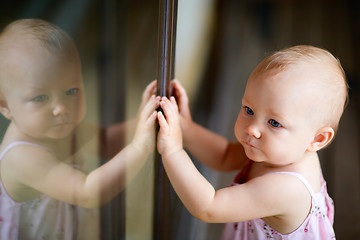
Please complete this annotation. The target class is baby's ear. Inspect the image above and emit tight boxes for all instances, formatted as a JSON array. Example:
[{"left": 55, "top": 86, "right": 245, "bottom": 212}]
[
  {"left": 308, "top": 127, "right": 335, "bottom": 152},
  {"left": 0, "top": 99, "right": 12, "bottom": 120}
]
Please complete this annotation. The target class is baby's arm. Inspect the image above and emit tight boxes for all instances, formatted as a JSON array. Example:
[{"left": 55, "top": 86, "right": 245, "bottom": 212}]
[
  {"left": 3, "top": 95, "right": 159, "bottom": 208},
  {"left": 172, "top": 80, "right": 246, "bottom": 171},
  {"left": 73, "top": 80, "right": 157, "bottom": 159},
  {"left": 157, "top": 97, "right": 310, "bottom": 224},
  {"left": 91, "top": 80, "right": 158, "bottom": 158},
  {"left": 104, "top": 80, "right": 157, "bottom": 154}
]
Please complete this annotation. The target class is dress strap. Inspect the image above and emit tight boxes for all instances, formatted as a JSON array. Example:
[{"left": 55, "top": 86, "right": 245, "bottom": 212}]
[
  {"left": 0, "top": 141, "right": 48, "bottom": 160},
  {"left": 267, "top": 171, "right": 316, "bottom": 197}
]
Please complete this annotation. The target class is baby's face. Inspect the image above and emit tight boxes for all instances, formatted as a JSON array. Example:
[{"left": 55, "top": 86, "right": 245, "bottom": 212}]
[
  {"left": 3, "top": 44, "right": 86, "bottom": 140},
  {"left": 235, "top": 68, "right": 322, "bottom": 166}
]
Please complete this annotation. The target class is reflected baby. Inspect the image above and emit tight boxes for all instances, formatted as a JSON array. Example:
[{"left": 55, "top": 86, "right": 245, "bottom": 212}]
[{"left": 0, "top": 19, "right": 159, "bottom": 239}]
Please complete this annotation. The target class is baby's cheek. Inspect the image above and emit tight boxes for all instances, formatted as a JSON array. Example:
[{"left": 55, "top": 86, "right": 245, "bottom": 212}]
[{"left": 234, "top": 123, "right": 243, "bottom": 142}]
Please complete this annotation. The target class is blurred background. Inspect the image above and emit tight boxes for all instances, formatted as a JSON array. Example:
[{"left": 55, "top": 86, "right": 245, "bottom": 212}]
[{"left": 0, "top": 0, "right": 359, "bottom": 239}]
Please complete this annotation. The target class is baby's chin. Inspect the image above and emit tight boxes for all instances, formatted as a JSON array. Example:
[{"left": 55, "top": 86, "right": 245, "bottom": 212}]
[
  {"left": 242, "top": 147, "right": 263, "bottom": 163},
  {"left": 47, "top": 124, "right": 78, "bottom": 140}
]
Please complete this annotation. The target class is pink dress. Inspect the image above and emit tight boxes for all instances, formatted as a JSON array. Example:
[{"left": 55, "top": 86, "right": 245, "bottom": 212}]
[
  {"left": 221, "top": 161, "right": 336, "bottom": 240},
  {"left": 0, "top": 141, "right": 98, "bottom": 240}
]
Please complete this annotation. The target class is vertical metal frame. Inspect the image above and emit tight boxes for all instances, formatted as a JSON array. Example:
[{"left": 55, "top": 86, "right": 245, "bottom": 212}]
[
  {"left": 156, "top": 0, "right": 174, "bottom": 97},
  {"left": 154, "top": 0, "right": 178, "bottom": 239}
]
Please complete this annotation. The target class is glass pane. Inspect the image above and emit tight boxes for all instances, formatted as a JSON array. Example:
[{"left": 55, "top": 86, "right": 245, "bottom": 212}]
[{"left": 0, "top": 1, "right": 158, "bottom": 239}]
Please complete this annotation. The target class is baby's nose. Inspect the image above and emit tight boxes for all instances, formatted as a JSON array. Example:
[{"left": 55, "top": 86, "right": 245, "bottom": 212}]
[
  {"left": 52, "top": 103, "right": 68, "bottom": 116},
  {"left": 246, "top": 123, "right": 261, "bottom": 139}
]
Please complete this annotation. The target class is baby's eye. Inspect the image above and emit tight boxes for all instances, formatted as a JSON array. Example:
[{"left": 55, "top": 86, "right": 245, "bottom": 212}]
[
  {"left": 66, "top": 88, "right": 79, "bottom": 96},
  {"left": 33, "top": 95, "right": 49, "bottom": 102},
  {"left": 269, "top": 119, "right": 282, "bottom": 128},
  {"left": 244, "top": 106, "right": 254, "bottom": 116}
]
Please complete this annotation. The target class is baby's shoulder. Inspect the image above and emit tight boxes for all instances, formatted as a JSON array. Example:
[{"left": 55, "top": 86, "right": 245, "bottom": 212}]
[
  {"left": 1, "top": 141, "right": 56, "bottom": 170},
  {"left": 0, "top": 142, "right": 54, "bottom": 201},
  {"left": 249, "top": 172, "right": 312, "bottom": 215},
  {"left": 245, "top": 169, "right": 313, "bottom": 209},
  {"left": 249, "top": 171, "right": 310, "bottom": 193}
]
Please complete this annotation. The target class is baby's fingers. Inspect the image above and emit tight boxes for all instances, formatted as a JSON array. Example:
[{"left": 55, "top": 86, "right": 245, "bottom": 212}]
[
  {"left": 139, "top": 95, "right": 160, "bottom": 120},
  {"left": 147, "top": 111, "right": 157, "bottom": 126},
  {"left": 173, "top": 80, "right": 187, "bottom": 97},
  {"left": 140, "top": 80, "right": 157, "bottom": 110},
  {"left": 160, "top": 97, "right": 179, "bottom": 125},
  {"left": 142, "top": 80, "right": 157, "bottom": 99},
  {"left": 172, "top": 80, "right": 189, "bottom": 105},
  {"left": 157, "top": 111, "right": 169, "bottom": 130},
  {"left": 169, "top": 96, "right": 178, "bottom": 108}
]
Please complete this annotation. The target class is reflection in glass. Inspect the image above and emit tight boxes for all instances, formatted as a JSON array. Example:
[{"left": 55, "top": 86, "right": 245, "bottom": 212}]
[{"left": 0, "top": 18, "right": 158, "bottom": 239}]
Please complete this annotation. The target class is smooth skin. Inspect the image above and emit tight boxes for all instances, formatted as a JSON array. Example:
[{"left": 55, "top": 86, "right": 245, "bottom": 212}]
[
  {"left": 0, "top": 40, "right": 159, "bottom": 208},
  {"left": 157, "top": 69, "right": 334, "bottom": 234}
]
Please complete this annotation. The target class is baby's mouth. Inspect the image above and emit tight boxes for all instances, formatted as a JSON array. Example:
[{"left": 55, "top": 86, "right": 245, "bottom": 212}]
[
  {"left": 243, "top": 140, "right": 257, "bottom": 149},
  {"left": 54, "top": 121, "right": 72, "bottom": 127},
  {"left": 246, "top": 142, "right": 254, "bottom": 148}
]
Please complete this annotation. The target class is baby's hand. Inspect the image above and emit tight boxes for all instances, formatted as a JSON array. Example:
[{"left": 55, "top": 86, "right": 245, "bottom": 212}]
[
  {"left": 171, "top": 80, "right": 192, "bottom": 131},
  {"left": 157, "top": 96, "right": 183, "bottom": 158},
  {"left": 132, "top": 95, "right": 159, "bottom": 153},
  {"left": 139, "top": 80, "right": 157, "bottom": 113}
]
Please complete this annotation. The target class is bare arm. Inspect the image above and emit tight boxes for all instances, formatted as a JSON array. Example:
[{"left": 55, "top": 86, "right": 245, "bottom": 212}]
[
  {"left": 101, "top": 80, "right": 157, "bottom": 158},
  {"left": 98, "top": 120, "right": 133, "bottom": 159},
  {"left": 157, "top": 97, "right": 310, "bottom": 224},
  {"left": 183, "top": 121, "right": 246, "bottom": 171},
  {"left": 79, "top": 80, "right": 157, "bottom": 159},
  {"left": 172, "top": 80, "right": 247, "bottom": 171},
  {"left": 161, "top": 149, "right": 309, "bottom": 224},
  {"left": 3, "top": 96, "right": 159, "bottom": 208}
]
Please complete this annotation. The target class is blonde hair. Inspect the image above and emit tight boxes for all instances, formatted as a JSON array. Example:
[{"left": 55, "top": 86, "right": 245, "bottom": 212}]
[
  {"left": 0, "top": 19, "right": 79, "bottom": 93},
  {"left": 0, "top": 18, "right": 77, "bottom": 56},
  {"left": 251, "top": 45, "right": 348, "bottom": 132}
]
